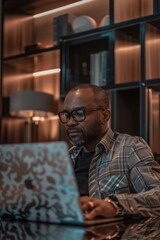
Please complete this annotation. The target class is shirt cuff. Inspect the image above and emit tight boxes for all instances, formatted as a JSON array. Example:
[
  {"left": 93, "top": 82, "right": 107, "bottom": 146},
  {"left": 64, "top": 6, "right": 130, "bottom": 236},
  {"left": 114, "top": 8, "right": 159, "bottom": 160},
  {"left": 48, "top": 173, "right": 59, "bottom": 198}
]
[{"left": 105, "top": 194, "right": 126, "bottom": 216}]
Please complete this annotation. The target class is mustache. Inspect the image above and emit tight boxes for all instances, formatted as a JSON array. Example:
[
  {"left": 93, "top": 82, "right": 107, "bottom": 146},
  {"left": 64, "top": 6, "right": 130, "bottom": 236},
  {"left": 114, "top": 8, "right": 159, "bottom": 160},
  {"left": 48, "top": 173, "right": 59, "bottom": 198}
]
[{"left": 67, "top": 126, "right": 82, "bottom": 134}]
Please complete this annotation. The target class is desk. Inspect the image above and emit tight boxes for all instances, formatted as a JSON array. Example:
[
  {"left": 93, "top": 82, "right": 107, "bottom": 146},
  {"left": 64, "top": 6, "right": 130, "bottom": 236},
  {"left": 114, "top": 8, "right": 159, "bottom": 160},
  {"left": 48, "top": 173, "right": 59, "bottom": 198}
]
[{"left": 1, "top": 217, "right": 160, "bottom": 239}]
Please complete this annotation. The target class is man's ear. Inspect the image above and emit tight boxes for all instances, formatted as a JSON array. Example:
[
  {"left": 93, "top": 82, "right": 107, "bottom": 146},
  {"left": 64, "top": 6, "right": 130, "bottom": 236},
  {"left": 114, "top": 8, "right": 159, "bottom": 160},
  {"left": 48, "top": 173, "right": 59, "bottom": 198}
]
[{"left": 102, "top": 108, "right": 111, "bottom": 124}]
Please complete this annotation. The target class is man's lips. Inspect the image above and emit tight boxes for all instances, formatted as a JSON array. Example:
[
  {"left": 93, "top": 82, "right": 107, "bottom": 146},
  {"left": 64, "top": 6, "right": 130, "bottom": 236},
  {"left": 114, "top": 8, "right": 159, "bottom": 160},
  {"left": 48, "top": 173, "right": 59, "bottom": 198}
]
[{"left": 67, "top": 130, "right": 81, "bottom": 137}]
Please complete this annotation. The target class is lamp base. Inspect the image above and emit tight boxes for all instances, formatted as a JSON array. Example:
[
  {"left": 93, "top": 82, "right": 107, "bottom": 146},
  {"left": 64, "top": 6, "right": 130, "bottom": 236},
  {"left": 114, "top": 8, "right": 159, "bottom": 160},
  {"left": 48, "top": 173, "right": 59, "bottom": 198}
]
[{"left": 24, "top": 120, "right": 39, "bottom": 143}]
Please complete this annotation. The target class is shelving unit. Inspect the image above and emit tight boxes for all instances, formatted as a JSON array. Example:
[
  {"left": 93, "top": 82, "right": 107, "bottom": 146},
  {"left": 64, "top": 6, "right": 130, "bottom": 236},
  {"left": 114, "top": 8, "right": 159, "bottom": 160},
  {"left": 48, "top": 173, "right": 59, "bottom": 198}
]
[
  {"left": 1, "top": 0, "right": 108, "bottom": 144},
  {"left": 2, "top": 0, "right": 62, "bottom": 143},
  {"left": 1, "top": 0, "right": 160, "bottom": 153},
  {"left": 61, "top": 31, "right": 112, "bottom": 96},
  {"left": 2, "top": 48, "right": 60, "bottom": 143},
  {"left": 60, "top": 0, "right": 160, "bottom": 152}
]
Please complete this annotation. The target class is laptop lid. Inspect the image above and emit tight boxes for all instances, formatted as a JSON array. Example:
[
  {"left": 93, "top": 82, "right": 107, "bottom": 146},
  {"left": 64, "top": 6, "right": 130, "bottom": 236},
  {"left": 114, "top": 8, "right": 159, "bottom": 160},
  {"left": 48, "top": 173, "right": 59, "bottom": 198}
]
[
  {"left": 0, "top": 142, "right": 84, "bottom": 225},
  {"left": 0, "top": 141, "right": 123, "bottom": 226}
]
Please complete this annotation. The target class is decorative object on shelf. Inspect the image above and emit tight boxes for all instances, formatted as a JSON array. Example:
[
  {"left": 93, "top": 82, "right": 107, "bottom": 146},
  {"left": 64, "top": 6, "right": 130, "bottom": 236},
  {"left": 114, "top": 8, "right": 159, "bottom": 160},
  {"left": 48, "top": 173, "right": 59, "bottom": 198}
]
[
  {"left": 10, "top": 90, "right": 55, "bottom": 142},
  {"left": 53, "top": 13, "right": 75, "bottom": 45},
  {"left": 90, "top": 50, "right": 109, "bottom": 86},
  {"left": 99, "top": 15, "right": 110, "bottom": 27},
  {"left": 24, "top": 43, "right": 47, "bottom": 54},
  {"left": 72, "top": 15, "right": 97, "bottom": 33}
]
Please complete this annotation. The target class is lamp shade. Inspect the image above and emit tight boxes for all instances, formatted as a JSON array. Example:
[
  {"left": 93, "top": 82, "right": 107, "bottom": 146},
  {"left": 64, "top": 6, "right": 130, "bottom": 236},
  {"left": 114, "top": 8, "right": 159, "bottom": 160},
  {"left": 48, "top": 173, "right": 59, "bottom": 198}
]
[{"left": 10, "top": 90, "right": 55, "bottom": 120}]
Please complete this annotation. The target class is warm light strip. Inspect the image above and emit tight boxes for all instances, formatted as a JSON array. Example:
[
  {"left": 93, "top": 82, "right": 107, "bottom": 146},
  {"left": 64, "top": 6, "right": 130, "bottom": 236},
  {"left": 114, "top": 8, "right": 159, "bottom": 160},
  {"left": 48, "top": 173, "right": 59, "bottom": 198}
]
[
  {"left": 146, "top": 39, "right": 160, "bottom": 44},
  {"left": 33, "top": 68, "right": 60, "bottom": 77},
  {"left": 116, "top": 45, "right": 140, "bottom": 52},
  {"left": 33, "top": 0, "right": 94, "bottom": 18}
]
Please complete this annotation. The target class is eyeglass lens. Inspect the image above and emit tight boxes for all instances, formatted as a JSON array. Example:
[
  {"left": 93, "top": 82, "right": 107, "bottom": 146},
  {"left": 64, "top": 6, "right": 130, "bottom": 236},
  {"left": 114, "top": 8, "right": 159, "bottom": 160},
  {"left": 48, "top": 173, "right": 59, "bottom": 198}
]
[{"left": 59, "top": 109, "right": 85, "bottom": 123}]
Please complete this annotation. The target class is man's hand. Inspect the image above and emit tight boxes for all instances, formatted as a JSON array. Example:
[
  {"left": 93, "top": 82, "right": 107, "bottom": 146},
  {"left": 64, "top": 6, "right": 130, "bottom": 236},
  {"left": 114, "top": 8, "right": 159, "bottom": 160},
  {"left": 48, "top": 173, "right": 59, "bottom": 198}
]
[{"left": 80, "top": 196, "right": 118, "bottom": 220}]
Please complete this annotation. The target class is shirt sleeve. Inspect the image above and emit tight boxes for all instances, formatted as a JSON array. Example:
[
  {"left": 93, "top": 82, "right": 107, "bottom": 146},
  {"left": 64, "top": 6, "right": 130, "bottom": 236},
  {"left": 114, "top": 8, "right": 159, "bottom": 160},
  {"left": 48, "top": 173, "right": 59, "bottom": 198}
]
[{"left": 109, "top": 138, "right": 160, "bottom": 217}]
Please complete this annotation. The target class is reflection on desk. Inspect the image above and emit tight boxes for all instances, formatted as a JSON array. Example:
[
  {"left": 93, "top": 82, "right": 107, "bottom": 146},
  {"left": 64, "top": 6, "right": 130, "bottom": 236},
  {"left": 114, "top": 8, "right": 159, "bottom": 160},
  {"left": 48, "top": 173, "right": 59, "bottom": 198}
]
[
  {"left": 0, "top": 220, "right": 85, "bottom": 240},
  {"left": 1, "top": 217, "right": 160, "bottom": 240},
  {"left": 85, "top": 218, "right": 160, "bottom": 240}
]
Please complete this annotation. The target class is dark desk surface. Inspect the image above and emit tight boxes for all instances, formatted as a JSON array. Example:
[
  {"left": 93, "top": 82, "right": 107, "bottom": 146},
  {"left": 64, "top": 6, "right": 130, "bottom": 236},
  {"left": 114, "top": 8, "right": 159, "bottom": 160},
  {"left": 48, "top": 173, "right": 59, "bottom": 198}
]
[{"left": 1, "top": 217, "right": 160, "bottom": 240}]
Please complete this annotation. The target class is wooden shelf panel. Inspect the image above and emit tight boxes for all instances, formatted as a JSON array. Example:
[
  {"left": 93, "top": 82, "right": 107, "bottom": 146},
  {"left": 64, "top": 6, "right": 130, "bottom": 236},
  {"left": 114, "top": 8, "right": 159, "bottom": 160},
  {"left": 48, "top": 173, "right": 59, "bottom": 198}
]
[
  {"left": 112, "top": 88, "right": 140, "bottom": 136},
  {"left": 146, "top": 88, "right": 160, "bottom": 152},
  {"left": 145, "top": 19, "right": 160, "bottom": 80},
  {"left": 114, "top": 0, "right": 154, "bottom": 23},
  {"left": 115, "top": 25, "right": 141, "bottom": 84}
]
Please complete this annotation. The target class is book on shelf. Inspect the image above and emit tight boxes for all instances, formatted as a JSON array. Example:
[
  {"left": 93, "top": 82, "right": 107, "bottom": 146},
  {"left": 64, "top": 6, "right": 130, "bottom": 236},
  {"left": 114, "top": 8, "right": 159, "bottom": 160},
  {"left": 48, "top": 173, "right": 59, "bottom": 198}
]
[
  {"left": 53, "top": 13, "right": 75, "bottom": 45},
  {"left": 90, "top": 50, "right": 109, "bottom": 86}
]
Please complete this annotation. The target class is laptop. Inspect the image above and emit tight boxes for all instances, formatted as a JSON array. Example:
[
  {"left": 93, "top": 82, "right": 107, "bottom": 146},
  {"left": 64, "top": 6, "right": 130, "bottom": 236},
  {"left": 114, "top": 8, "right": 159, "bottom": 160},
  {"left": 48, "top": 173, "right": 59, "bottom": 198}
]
[{"left": 0, "top": 142, "right": 123, "bottom": 226}]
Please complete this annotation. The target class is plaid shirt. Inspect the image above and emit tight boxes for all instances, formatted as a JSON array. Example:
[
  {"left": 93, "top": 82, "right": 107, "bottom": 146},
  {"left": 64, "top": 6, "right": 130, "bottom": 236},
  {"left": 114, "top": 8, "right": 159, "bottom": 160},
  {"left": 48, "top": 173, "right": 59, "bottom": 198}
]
[{"left": 69, "top": 128, "right": 160, "bottom": 217}]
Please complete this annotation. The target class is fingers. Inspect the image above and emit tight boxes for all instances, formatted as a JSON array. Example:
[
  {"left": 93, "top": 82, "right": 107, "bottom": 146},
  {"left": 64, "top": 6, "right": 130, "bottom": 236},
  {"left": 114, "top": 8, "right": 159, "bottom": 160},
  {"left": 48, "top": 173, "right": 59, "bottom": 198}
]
[
  {"left": 80, "top": 196, "right": 118, "bottom": 219},
  {"left": 88, "top": 201, "right": 94, "bottom": 208},
  {"left": 80, "top": 197, "right": 101, "bottom": 219},
  {"left": 80, "top": 197, "right": 95, "bottom": 212},
  {"left": 84, "top": 206, "right": 101, "bottom": 220}
]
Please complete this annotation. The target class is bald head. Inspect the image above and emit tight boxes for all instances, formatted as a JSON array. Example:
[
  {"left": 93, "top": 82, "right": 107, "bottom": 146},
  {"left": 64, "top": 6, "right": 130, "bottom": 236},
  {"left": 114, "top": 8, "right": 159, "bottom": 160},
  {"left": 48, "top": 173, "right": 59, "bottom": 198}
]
[{"left": 65, "top": 84, "right": 110, "bottom": 109}]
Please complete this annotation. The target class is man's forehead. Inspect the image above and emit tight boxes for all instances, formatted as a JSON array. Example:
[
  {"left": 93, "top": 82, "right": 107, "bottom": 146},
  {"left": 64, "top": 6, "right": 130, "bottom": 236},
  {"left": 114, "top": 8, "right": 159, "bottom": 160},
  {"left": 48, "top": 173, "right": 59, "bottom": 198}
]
[
  {"left": 64, "top": 89, "right": 95, "bottom": 110},
  {"left": 66, "top": 88, "right": 94, "bottom": 101}
]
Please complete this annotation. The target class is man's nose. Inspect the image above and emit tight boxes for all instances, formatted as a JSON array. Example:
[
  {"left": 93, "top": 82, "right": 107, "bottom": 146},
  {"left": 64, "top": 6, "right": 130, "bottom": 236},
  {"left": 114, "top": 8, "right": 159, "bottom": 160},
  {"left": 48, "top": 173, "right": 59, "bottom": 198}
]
[{"left": 66, "top": 116, "right": 78, "bottom": 126}]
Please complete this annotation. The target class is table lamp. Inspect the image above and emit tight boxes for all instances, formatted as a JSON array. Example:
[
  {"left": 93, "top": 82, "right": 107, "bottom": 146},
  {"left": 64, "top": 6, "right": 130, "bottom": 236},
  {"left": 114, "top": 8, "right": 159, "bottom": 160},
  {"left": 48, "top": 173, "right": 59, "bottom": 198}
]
[{"left": 10, "top": 90, "right": 55, "bottom": 142}]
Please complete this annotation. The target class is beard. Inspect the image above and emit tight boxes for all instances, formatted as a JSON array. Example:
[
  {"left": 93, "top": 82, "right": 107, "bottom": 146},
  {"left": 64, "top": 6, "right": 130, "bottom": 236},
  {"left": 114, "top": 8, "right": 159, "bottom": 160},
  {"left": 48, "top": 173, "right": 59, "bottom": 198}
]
[
  {"left": 67, "top": 122, "right": 102, "bottom": 147},
  {"left": 69, "top": 131, "right": 86, "bottom": 146}
]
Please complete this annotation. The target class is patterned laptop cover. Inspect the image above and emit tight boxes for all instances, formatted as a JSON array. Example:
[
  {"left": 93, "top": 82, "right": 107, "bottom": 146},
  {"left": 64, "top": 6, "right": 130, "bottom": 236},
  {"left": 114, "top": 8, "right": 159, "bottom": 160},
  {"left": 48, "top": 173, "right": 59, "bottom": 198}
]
[{"left": 0, "top": 142, "right": 84, "bottom": 224}]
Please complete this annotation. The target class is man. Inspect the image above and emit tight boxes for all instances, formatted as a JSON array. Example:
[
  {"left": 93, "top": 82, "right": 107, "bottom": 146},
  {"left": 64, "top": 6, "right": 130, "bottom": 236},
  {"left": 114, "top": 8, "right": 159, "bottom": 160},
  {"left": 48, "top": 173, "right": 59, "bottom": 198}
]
[{"left": 58, "top": 84, "right": 160, "bottom": 219}]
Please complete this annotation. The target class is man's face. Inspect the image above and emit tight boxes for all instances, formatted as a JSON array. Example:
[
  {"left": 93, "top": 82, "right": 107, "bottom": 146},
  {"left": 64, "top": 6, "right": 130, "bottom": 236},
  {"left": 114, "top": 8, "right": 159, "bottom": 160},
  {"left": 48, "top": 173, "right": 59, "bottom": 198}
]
[{"left": 62, "top": 88, "right": 109, "bottom": 151}]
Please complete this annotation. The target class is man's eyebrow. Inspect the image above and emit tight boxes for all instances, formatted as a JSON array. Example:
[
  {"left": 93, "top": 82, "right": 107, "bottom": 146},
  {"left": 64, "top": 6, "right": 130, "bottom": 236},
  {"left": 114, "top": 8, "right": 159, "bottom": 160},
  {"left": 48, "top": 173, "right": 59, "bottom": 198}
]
[{"left": 63, "top": 107, "right": 85, "bottom": 112}]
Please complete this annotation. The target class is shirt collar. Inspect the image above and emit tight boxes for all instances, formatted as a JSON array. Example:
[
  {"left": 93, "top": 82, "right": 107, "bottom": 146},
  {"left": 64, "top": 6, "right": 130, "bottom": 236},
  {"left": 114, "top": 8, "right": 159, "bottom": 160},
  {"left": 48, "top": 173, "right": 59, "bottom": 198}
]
[
  {"left": 96, "top": 128, "right": 115, "bottom": 154},
  {"left": 69, "top": 128, "right": 116, "bottom": 161}
]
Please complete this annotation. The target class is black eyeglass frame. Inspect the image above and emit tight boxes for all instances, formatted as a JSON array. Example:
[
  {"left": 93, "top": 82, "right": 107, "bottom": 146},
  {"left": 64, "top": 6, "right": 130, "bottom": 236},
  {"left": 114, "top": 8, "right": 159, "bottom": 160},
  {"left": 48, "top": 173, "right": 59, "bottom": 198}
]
[{"left": 58, "top": 107, "right": 105, "bottom": 124}]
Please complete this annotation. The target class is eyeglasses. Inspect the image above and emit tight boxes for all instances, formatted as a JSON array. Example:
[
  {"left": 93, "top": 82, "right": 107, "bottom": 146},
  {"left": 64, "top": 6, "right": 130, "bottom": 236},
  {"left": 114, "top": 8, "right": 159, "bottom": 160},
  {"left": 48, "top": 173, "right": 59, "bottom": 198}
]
[{"left": 58, "top": 107, "right": 104, "bottom": 124}]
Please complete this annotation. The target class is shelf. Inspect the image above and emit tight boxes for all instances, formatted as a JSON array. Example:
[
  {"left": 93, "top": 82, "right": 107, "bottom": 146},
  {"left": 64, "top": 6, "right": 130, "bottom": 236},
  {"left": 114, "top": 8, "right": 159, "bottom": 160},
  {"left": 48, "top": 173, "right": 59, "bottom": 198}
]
[
  {"left": 3, "top": 45, "right": 59, "bottom": 61},
  {"left": 4, "top": 49, "right": 60, "bottom": 73},
  {"left": 145, "top": 79, "right": 160, "bottom": 90},
  {"left": 109, "top": 82, "right": 140, "bottom": 91}
]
